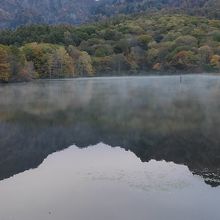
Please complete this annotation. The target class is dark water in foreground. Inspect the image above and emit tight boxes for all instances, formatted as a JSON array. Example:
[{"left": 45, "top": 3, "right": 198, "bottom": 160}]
[{"left": 0, "top": 75, "right": 220, "bottom": 219}]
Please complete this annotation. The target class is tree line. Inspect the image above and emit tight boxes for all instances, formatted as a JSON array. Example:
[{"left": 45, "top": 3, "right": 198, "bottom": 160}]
[{"left": 1, "top": 14, "right": 220, "bottom": 82}]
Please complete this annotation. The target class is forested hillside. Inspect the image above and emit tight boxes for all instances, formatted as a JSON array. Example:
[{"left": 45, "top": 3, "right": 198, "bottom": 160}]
[
  {"left": 1, "top": 14, "right": 220, "bottom": 82},
  {"left": 0, "top": 0, "right": 220, "bottom": 29},
  {"left": 0, "top": 0, "right": 96, "bottom": 29},
  {"left": 93, "top": 0, "right": 220, "bottom": 20}
]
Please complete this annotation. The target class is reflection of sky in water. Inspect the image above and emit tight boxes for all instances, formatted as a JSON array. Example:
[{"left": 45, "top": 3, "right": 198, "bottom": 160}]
[
  {"left": 0, "top": 75, "right": 220, "bottom": 219},
  {"left": 0, "top": 143, "right": 219, "bottom": 220}
]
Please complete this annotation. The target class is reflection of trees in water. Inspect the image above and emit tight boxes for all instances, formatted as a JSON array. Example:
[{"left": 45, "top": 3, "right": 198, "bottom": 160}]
[{"left": 0, "top": 76, "right": 220, "bottom": 186}]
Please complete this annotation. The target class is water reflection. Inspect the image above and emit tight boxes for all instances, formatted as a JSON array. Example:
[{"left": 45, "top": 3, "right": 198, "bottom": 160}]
[
  {"left": 0, "top": 75, "right": 220, "bottom": 186},
  {"left": 0, "top": 144, "right": 220, "bottom": 220}
]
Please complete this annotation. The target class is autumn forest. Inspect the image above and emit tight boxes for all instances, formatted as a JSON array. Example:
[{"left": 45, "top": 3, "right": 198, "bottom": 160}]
[{"left": 1, "top": 13, "right": 220, "bottom": 82}]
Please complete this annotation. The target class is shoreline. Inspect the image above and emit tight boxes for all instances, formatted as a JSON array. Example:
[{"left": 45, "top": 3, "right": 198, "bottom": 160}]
[{"left": 1, "top": 72, "right": 220, "bottom": 84}]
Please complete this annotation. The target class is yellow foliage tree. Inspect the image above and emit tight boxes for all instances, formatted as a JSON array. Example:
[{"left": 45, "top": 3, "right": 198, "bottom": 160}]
[
  {"left": 0, "top": 46, "right": 10, "bottom": 82},
  {"left": 76, "top": 52, "right": 94, "bottom": 76},
  {"left": 211, "top": 55, "right": 220, "bottom": 70},
  {"left": 48, "top": 47, "right": 75, "bottom": 78}
]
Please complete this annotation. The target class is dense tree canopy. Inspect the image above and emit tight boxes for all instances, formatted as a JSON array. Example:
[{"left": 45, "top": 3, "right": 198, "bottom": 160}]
[{"left": 1, "top": 13, "right": 220, "bottom": 82}]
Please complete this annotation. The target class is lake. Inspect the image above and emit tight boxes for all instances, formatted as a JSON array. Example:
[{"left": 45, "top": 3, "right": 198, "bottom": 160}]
[{"left": 0, "top": 75, "right": 220, "bottom": 220}]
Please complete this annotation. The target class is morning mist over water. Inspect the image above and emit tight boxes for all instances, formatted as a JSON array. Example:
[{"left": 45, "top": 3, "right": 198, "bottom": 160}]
[{"left": 0, "top": 75, "right": 220, "bottom": 219}]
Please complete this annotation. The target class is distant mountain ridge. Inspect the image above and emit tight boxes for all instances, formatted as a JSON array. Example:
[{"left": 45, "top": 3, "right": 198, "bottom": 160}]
[
  {"left": 92, "top": 0, "right": 220, "bottom": 19},
  {"left": 0, "top": 0, "right": 97, "bottom": 28},
  {"left": 0, "top": 0, "right": 220, "bottom": 29}
]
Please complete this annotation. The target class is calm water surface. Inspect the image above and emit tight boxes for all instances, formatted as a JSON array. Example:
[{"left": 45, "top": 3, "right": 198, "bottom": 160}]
[{"left": 0, "top": 75, "right": 220, "bottom": 220}]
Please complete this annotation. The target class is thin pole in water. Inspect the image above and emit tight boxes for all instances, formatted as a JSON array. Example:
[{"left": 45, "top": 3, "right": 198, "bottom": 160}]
[{"left": 180, "top": 74, "right": 182, "bottom": 84}]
